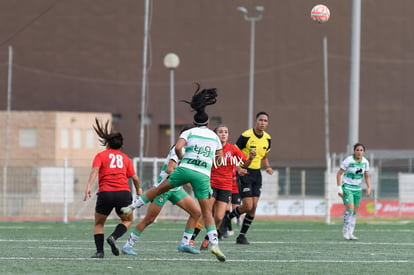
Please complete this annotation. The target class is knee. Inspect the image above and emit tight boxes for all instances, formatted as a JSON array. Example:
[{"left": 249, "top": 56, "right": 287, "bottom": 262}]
[{"left": 193, "top": 210, "right": 202, "bottom": 220}]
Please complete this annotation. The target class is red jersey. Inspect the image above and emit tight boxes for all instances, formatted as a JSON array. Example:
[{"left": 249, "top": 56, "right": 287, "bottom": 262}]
[
  {"left": 92, "top": 149, "right": 136, "bottom": 192},
  {"left": 231, "top": 166, "right": 239, "bottom": 194},
  {"left": 211, "top": 143, "right": 247, "bottom": 191}
]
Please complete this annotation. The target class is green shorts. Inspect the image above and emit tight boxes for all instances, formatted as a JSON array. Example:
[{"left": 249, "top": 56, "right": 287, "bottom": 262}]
[
  {"left": 342, "top": 188, "right": 362, "bottom": 207},
  {"left": 153, "top": 188, "right": 188, "bottom": 206},
  {"left": 168, "top": 166, "right": 212, "bottom": 199}
]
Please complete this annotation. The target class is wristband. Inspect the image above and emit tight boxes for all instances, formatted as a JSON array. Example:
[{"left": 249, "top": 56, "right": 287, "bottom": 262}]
[{"left": 337, "top": 185, "right": 343, "bottom": 194}]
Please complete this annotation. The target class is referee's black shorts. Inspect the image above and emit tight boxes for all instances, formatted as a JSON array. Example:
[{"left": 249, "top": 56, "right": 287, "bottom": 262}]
[{"left": 239, "top": 169, "right": 262, "bottom": 198}]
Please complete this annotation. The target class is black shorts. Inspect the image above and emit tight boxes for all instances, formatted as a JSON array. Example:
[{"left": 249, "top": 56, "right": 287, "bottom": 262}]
[
  {"left": 212, "top": 187, "right": 232, "bottom": 203},
  {"left": 231, "top": 193, "right": 241, "bottom": 205},
  {"left": 239, "top": 169, "right": 262, "bottom": 198},
  {"left": 95, "top": 190, "right": 132, "bottom": 216}
]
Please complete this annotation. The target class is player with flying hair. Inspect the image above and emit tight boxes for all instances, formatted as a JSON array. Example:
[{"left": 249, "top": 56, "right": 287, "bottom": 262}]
[
  {"left": 84, "top": 118, "right": 142, "bottom": 258},
  {"left": 198, "top": 124, "right": 253, "bottom": 251},
  {"left": 337, "top": 143, "right": 371, "bottom": 240},
  {"left": 121, "top": 125, "right": 203, "bottom": 255},
  {"left": 121, "top": 83, "right": 226, "bottom": 262}
]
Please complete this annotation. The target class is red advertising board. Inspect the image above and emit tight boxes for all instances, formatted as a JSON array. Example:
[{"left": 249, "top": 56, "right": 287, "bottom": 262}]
[{"left": 331, "top": 200, "right": 414, "bottom": 216}]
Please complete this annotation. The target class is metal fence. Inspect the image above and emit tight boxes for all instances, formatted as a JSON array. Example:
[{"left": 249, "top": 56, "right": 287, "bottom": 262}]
[{"left": 1, "top": 153, "right": 414, "bottom": 222}]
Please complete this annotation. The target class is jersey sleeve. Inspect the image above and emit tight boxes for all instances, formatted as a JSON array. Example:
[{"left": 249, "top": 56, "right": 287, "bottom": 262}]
[
  {"left": 234, "top": 145, "right": 248, "bottom": 162},
  {"left": 92, "top": 154, "right": 102, "bottom": 168},
  {"left": 235, "top": 135, "right": 249, "bottom": 150}
]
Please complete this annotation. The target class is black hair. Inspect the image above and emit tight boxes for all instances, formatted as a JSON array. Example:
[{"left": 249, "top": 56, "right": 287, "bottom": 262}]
[
  {"left": 93, "top": 118, "right": 123, "bottom": 150},
  {"left": 353, "top": 143, "right": 366, "bottom": 152},
  {"left": 181, "top": 83, "right": 218, "bottom": 126},
  {"left": 256, "top": 111, "right": 269, "bottom": 119}
]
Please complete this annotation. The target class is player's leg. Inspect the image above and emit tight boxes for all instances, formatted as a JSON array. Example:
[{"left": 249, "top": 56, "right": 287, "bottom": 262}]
[
  {"left": 342, "top": 189, "right": 355, "bottom": 240},
  {"left": 91, "top": 212, "right": 107, "bottom": 258},
  {"left": 191, "top": 171, "right": 225, "bottom": 262},
  {"left": 198, "top": 197, "right": 225, "bottom": 261},
  {"left": 174, "top": 192, "right": 202, "bottom": 254},
  {"left": 122, "top": 200, "right": 164, "bottom": 255},
  {"left": 231, "top": 191, "right": 241, "bottom": 227},
  {"left": 237, "top": 196, "right": 259, "bottom": 244},
  {"left": 90, "top": 191, "right": 111, "bottom": 258},
  {"left": 213, "top": 189, "right": 232, "bottom": 239},
  {"left": 224, "top": 173, "right": 253, "bottom": 224},
  {"left": 349, "top": 190, "right": 362, "bottom": 240},
  {"left": 190, "top": 219, "right": 203, "bottom": 246},
  {"left": 122, "top": 168, "right": 187, "bottom": 214},
  {"left": 107, "top": 191, "right": 134, "bottom": 256}
]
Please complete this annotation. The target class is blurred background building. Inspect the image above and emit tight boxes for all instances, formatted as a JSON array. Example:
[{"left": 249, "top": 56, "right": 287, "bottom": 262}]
[{"left": 0, "top": 0, "right": 413, "bottom": 166}]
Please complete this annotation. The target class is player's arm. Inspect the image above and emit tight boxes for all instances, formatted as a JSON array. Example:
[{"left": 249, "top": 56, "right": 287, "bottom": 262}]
[
  {"left": 236, "top": 146, "right": 253, "bottom": 175},
  {"left": 215, "top": 149, "right": 223, "bottom": 164},
  {"left": 364, "top": 171, "right": 371, "bottom": 196},
  {"left": 84, "top": 166, "right": 99, "bottom": 201},
  {"left": 166, "top": 159, "right": 177, "bottom": 174},
  {"left": 175, "top": 138, "right": 186, "bottom": 160},
  {"left": 261, "top": 152, "right": 273, "bottom": 175},
  {"left": 336, "top": 169, "right": 345, "bottom": 197},
  {"left": 131, "top": 174, "right": 143, "bottom": 195}
]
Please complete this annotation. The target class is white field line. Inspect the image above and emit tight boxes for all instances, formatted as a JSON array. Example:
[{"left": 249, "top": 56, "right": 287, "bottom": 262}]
[{"left": 0, "top": 257, "right": 413, "bottom": 263}]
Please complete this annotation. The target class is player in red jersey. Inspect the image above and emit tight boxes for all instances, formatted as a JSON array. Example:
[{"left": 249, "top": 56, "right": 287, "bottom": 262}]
[
  {"left": 199, "top": 125, "right": 254, "bottom": 250},
  {"left": 220, "top": 166, "right": 241, "bottom": 237},
  {"left": 83, "top": 118, "right": 142, "bottom": 259}
]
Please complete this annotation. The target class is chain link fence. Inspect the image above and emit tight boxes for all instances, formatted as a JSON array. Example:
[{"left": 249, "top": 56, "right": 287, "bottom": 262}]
[{"left": 1, "top": 152, "right": 414, "bottom": 221}]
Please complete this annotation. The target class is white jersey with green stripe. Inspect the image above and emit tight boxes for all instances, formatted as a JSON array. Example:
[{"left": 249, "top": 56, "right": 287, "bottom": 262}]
[
  {"left": 340, "top": 155, "right": 370, "bottom": 191},
  {"left": 178, "top": 126, "right": 222, "bottom": 177},
  {"left": 155, "top": 146, "right": 182, "bottom": 191}
]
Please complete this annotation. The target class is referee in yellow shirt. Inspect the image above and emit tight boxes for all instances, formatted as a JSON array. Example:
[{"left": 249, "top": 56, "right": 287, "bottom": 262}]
[{"left": 223, "top": 111, "right": 273, "bottom": 244}]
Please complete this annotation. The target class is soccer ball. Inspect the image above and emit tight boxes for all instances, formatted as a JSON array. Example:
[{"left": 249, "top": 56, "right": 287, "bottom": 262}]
[{"left": 311, "top": 4, "right": 330, "bottom": 24}]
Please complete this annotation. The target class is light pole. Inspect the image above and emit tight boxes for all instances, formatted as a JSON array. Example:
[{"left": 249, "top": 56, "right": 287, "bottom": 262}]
[
  {"left": 237, "top": 6, "right": 264, "bottom": 129},
  {"left": 163, "top": 53, "right": 180, "bottom": 147}
]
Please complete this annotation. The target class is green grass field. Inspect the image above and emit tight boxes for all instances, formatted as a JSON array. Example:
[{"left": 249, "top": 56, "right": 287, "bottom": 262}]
[{"left": 1, "top": 219, "right": 414, "bottom": 274}]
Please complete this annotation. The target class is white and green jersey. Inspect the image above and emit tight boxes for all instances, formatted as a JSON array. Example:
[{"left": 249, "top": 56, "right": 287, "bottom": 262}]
[
  {"left": 178, "top": 126, "right": 222, "bottom": 177},
  {"left": 340, "top": 155, "right": 370, "bottom": 191},
  {"left": 156, "top": 146, "right": 182, "bottom": 191}
]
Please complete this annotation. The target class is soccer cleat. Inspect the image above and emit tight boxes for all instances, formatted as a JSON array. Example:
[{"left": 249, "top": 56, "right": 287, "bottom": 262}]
[
  {"left": 236, "top": 235, "right": 250, "bottom": 244},
  {"left": 210, "top": 245, "right": 226, "bottom": 262},
  {"left": 189, "top": 240, "right": 195, "bottom": 246},
  {"left": 177, "top": 245, "right": 200, "bottom": 254},
  {"left": 106, "top": 236, "right": 120, "bottom": 256},
  {"left": 90, "top": 251, "right": 104, "bottom": 258},
  {"left": 122, "top": 246, "right": 138, "bottom": 255},
  {"left": 200, "top": 239, "right": 209, "bottom": 251},
  {"left": 349, "top": 234, "right": 358, "bottom": 240},
  {"left": 121, "top": 205, "right": 135, "bottom": 215}
]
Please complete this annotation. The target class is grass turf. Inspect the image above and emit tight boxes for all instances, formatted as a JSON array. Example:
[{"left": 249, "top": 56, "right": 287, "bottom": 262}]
[{"left": 0, "top": 219, "right": 414, "bottom": 274}]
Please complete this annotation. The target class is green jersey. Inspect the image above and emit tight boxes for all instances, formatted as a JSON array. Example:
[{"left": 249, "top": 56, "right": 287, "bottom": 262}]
[{"left": 340, "top": 155, "right": 370, "bottom": 191}]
